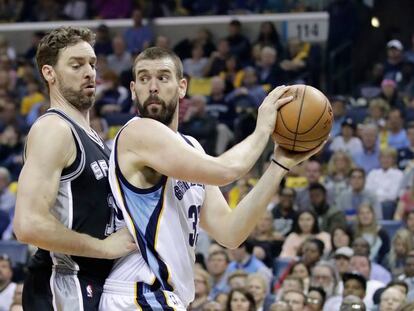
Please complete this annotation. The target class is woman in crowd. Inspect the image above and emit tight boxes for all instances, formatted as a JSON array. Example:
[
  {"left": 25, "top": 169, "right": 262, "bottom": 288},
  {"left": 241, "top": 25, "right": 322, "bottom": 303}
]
[
  {"left": 280, "top": 210, "right": 331, "bottom": 258},
  {"left": 305, "top": 287, "right": 326, "bottom": 311},
  {"left": 246, "top": 273, "right": 275, "bottom": 311},
  {"left": 354, "top": 203, "right": 390, "bottom": 263},
  {"left": 330, "top": 226, "right": 354, "bottom": 257},
  {"left": 227, "top": 288, "right": 256, "bottom": 311},
  {"left": 189, "top": 268, "right": 212, "bottom": 311},
  {"left": 384, "top": 228, "right": 413, "bottom": 277},
  {"left": 250, "top": 211, "right": 284, "bottom": 268},
  {"left": 324, "top": 151, "right": 354, "bottom": 199}
]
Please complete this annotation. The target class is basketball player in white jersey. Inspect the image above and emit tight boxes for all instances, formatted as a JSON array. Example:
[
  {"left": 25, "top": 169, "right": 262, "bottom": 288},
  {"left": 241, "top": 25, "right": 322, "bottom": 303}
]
[
  {"left": 14, "top": 27, "right": 136, "bottom": 310},
  {"left": 100, "top": 47, "right": 324, "bottom": 310}
]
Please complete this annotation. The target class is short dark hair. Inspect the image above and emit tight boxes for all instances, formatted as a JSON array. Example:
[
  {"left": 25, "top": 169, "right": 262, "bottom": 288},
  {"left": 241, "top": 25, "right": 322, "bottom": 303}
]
[
  {"left": 208, "top": 250, "right": 229, "bottom": 263},
  {"left": 308, "top": 286, "right": 327, "bottom": 305},
  {"left": 36, "top": 27, "right": 95, "bottom": 87},
  {"left": 133, "top": 47, "right": 183, "bottom": 81},
  {"left": 308, "top": 182, "right": 326, "bottom": 194},
  {"left": 349, "top": 167, "right": 366, "bottom": 179},
  {"left": 305, "top": 238, "right": 325, "bottom": 255},
  {"left": 227, "top": 288, "right": 256, "bottom": 311}
]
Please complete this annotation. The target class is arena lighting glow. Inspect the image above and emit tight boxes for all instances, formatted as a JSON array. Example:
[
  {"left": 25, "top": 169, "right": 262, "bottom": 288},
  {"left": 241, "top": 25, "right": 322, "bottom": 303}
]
[{"left": 371, "top": 16, "right": 380, "bottom": 28}]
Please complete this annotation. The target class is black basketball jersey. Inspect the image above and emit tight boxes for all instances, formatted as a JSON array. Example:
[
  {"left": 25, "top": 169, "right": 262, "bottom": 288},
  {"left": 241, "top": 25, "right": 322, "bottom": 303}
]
[{"left": 27, "top": 109, "right": 116, "bottom": 283}]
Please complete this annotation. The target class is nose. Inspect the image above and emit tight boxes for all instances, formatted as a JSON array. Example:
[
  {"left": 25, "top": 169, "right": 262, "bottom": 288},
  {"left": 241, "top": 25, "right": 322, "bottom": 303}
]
[
  {"left": 84, "top": 64, "right": 96, "bottom": 80},
  {"left": 149, "top": 77, "right": 159, "bottom": 94}
]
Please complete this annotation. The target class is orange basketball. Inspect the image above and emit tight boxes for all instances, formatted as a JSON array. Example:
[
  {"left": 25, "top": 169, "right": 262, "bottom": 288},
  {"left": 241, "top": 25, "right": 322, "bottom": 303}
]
[{"left": 273, "top": 84, "right": 333, "bottom": 152}]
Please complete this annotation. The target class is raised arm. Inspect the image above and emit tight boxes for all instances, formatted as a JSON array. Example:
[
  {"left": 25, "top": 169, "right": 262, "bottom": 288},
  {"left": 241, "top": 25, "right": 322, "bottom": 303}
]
[
  {"left": 200, "top": 144, "right": 325, "bottom": 248},
  {"left": 14, "top": 116, "right": 135, "bottom": 259},
  {"left": 119, "top": 86, "right": 292, "bottom": 186}
]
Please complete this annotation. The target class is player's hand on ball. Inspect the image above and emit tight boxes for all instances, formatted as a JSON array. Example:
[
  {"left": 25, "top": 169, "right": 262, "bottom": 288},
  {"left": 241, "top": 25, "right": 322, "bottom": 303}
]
[
  {"left": 273, "top": 140, "right": 327, "bottom": 170},
  {"left": 102, "top": 227, "right": 137, "bottom": 259},
  {"left": 256, "top": 85, "right": 293, "bottom": 136}
]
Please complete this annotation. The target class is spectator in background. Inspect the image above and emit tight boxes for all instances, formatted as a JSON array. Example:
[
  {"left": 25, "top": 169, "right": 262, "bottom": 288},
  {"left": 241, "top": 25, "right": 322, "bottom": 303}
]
[
  {"left": 380, "top": 79, "right": 405, "bottom": 112},
  {"left": 202, "top": 301, "right": 223, "bottom": 311},
  {"left": 365, "top": 148, "right": 403, "bottom": 212},
  {"left": 0, "top": 99, "right": 26, "bottom": 133},
  {"left": 123, "top": 8, "right": 153, "bottom": 54},
  {"left": 94, "top": 69, "right": 129, "bottom": 115},
  {"left": 331, "top": 227, "right": 354, "bottom": 255},
  {"left": 323, "top": 272, "right": 367, "bottom": 311},
  {"left": 226, "top": 67, "right": 267, "bottom": 108},
  {"left": 330, "top": 96, "right": 348, "bottom": 138},
  {"left": 397, "top": 253, "right": 414, "bottom": 293},
  {"left": 183, "top": 44, "right": 209, "bottom": 78},
  {"left": 387, "top": 109, "right": 409, "bottom": 150},
  {"left": 357, "top": 63, "right": 384, "bottom": 99},
  {"left": 271, "top": 187, "right": 298, "bottom": 237},
  {"left": 226, "top": 20, "right": 251, "bottom": 66},
  {"left": 288, "top": 261, "right": 311, "bottom": 293},
  {"left": 280, "top": 37, "right": 310, "bottom": 83},
  {"left": 0, "top": 255, "right": 16, "bottom": 311},
  {"left": 107, "top": 35, "right": 132, "bottom": 75},
  {"left": 352, "top": 123, "right": 381, "bottom": 174},
  {"left": 329, "top": 118, "right": 363, "bottom": 155},
  {"left": 365, "top": 98, "right": 389, "bottom": 130},
  {"left": 395, "top": 178, "right": 414, "bottom": 220},
  {"left": 174, "top": 28, "right": 216, "bottom": 60},
  {"left": 310, "top": 261, "right": 339, "bottom": 299},
  {"left": 325, "top": 151, "right": 354, "bottom": 200},
  {"left": 207, "top": 250, "right": 230, "bottom": 299},
  {"left": 383, "top": 40, "right": 404, "bottom": 82},
  {"left": 378, "top": 286, "right": 406, "bottom": 311},
  {"left": 227, "top": 270, "right": 248, "bottom": 291},
  {"left": 354, "top": 203, "right": 390, "bottom": 263},
  {"left": 227, "top": 288, "right": 256, "bottom": 311},
  {"left": 339, "top": 295, "right": 366, "bottom": 311},
  {"left": 276, "top": 276, "right": 304, "bottom": 300},
  {"left": 94, "top": 24, "right": 113, "bottom": 56},
  {"left": 306, "top": 287, "right": 326, "bottom": 311},
  {"left": 250, "top": 211, "right": 283, "bottom": 268},
  {"left": 308, "top": 183, "right": 347, "bottom": 234},
  {"left": 180, "top": 95, "right": 218, "bottom": 155},
  {"left": 296, "top": 160, "right": 334, "bottom": 210},
  {"left": 246, "top": 273, "right": 275, "bottom": 311},
  {"left": 255, "top": 46, "right": 286, "bottom": 90},
  {"left": 219, "top": 55, "right": 245, "bottom": 92},
  {"left": 281, "top": 290, "right": 306, "bottom": 311},
  {"left": 204, "top": 39, "right": 230, "bottom": 77},
  {"left": 0, "top": 125, "right": 23, "bottom": 181},
  {"left": 19, "top": 79, "right": 45, "bottom": 116},
  {"left": 190, "top": 268, "right": 212, "bottom": 311},
  {"left": 397, "top": 122, "right": 414, "bottom": 171},
  {"left": 336, "top": 167, "right": 382, "bottom": 220},
  {"left": 351, "top": 237, "right": 392, "bottom": 285},
  {"left": 269, "top": 301, "right": 292, "bottom": 311},
  {"left": 226, "top": 240, "right": 273, "bottom": 285},
  {"left": 206, "top": 76, "right": 235, "bottom": 129},
  {"left": 280, "top": 210, "right": 331, "bottom": 259},
  {"left": 384, "top": 229, "right": 413, "bottom": 278},
  {"left": 253, "top": 21, "right": 284, "bottom": 59},
  {"left": 333, "top": 247, "right": 353, "bottom": 278}
]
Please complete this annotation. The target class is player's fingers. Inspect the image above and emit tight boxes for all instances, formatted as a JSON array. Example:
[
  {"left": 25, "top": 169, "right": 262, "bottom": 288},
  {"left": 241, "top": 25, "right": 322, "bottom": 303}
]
[
  {"left": 302, "top": 139, "right": 327, "bottom": 159},
  {"left": 276, "top": 95, "right": 294, "bottom": 110},
  {"left": 266, "top": 85, "right": 288, "bottom": 102}
]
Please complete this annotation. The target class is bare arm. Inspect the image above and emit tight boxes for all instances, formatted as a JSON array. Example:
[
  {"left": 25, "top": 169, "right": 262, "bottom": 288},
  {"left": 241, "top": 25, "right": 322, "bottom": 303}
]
[
  {"left": 120, "top": 86, "right": 292, "bottom": 186},
  {"left": 14, "top": 116, "right": 135, "bottom": 259},
  {"left": 199, "top": 144, "right": 325, "bottom": 248}
]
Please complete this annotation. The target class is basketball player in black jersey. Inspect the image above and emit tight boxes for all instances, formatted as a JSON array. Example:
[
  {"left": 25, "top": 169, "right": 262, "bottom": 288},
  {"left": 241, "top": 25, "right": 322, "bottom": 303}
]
[{"left": 13, "top": 27, "right": 136, "bottom": 310}]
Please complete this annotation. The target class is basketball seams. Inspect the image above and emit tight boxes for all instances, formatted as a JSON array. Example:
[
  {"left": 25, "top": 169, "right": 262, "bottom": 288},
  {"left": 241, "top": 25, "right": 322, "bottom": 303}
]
[
  {"left": 292, "top": 86, "right": 307, "bottom": 151},
  {"left": 295, "top": 97, "right": 328, "bottom": 135}
]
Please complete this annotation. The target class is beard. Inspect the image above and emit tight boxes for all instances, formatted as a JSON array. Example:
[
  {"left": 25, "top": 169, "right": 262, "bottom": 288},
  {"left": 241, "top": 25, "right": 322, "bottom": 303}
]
[
  {"left": 134, "top": 90, "right": 178, "bottom": 125},
  {"left": 57, "top": 75, "right": 95, "bottom": 110}
]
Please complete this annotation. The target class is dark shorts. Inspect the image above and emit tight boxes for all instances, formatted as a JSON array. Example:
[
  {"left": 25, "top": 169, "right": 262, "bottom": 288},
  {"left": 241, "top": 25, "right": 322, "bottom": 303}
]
[{"left": 23, "top": 268, "right": 104, "bottom": 311}]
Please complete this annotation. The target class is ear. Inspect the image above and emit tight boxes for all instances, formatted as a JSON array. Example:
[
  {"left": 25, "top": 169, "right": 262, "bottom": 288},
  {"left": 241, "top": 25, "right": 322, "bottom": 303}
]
[
  {"left": 41, "top": 65, "right": 56, "bottom": 85},
  {"left": 130, "top": 81, "right": 136, "bottom": 101},
  {"left": 178, "top": 78, "right": 187, "bottom": 99}
]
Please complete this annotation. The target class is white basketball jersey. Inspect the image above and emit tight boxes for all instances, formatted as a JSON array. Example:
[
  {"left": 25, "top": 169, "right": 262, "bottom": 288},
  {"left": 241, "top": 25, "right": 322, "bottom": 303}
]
[{"left": 108, "top": 117, "right": 205, "bottom": 307}]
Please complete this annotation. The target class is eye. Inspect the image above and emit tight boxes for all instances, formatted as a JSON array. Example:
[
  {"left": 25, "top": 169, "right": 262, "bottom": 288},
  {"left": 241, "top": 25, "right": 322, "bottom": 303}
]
[
  {"left": 90, "top": 63, "right": 96, "bottom": 69},
  {"left": 139, "top": 76, "right": 149, "bottom": 83},
  {"left": 72, "top": 64, "right": 80, "bottom": 69},
  {"left": 159, "top": 75, "right": 169, "bottom": 82}
]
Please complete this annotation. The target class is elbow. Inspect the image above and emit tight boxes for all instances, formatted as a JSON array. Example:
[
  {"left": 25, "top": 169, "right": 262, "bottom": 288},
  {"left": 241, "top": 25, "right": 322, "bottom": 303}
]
[
  {"left": 216, "top": 236, "right": 244, "bottom": 250},
  {"left": 13, "top": 217, "right": 35, "bottom": 244}
]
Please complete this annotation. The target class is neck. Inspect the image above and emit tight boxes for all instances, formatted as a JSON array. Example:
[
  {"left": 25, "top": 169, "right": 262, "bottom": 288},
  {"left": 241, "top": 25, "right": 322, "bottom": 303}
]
[
  {"left": 167, "top": 107, "right": 179, "bottom": 132},
  {"left": 0, "top": 280, "right": 9, "bottom": 292},
  {"left": 49, "top": 90, "right": 90, "bottom": 128}
]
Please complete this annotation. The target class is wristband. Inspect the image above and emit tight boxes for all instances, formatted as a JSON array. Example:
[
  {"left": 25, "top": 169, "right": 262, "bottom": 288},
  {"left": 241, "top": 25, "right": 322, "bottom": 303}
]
[{"left": 271, "top": 158, "right": 290, "bottom": 171}]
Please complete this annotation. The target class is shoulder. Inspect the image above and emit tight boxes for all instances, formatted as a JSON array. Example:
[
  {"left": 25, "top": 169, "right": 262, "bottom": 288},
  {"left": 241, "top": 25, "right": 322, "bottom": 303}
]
[{"left": 28, "top": 114, "right": 73, "bottom": 145}]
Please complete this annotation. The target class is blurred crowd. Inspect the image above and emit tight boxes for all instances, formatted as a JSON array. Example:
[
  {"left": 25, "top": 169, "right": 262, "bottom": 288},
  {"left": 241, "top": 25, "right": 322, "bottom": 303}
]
[{"left": 2, "top": 2, "right": 414, "bottom": 311}]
